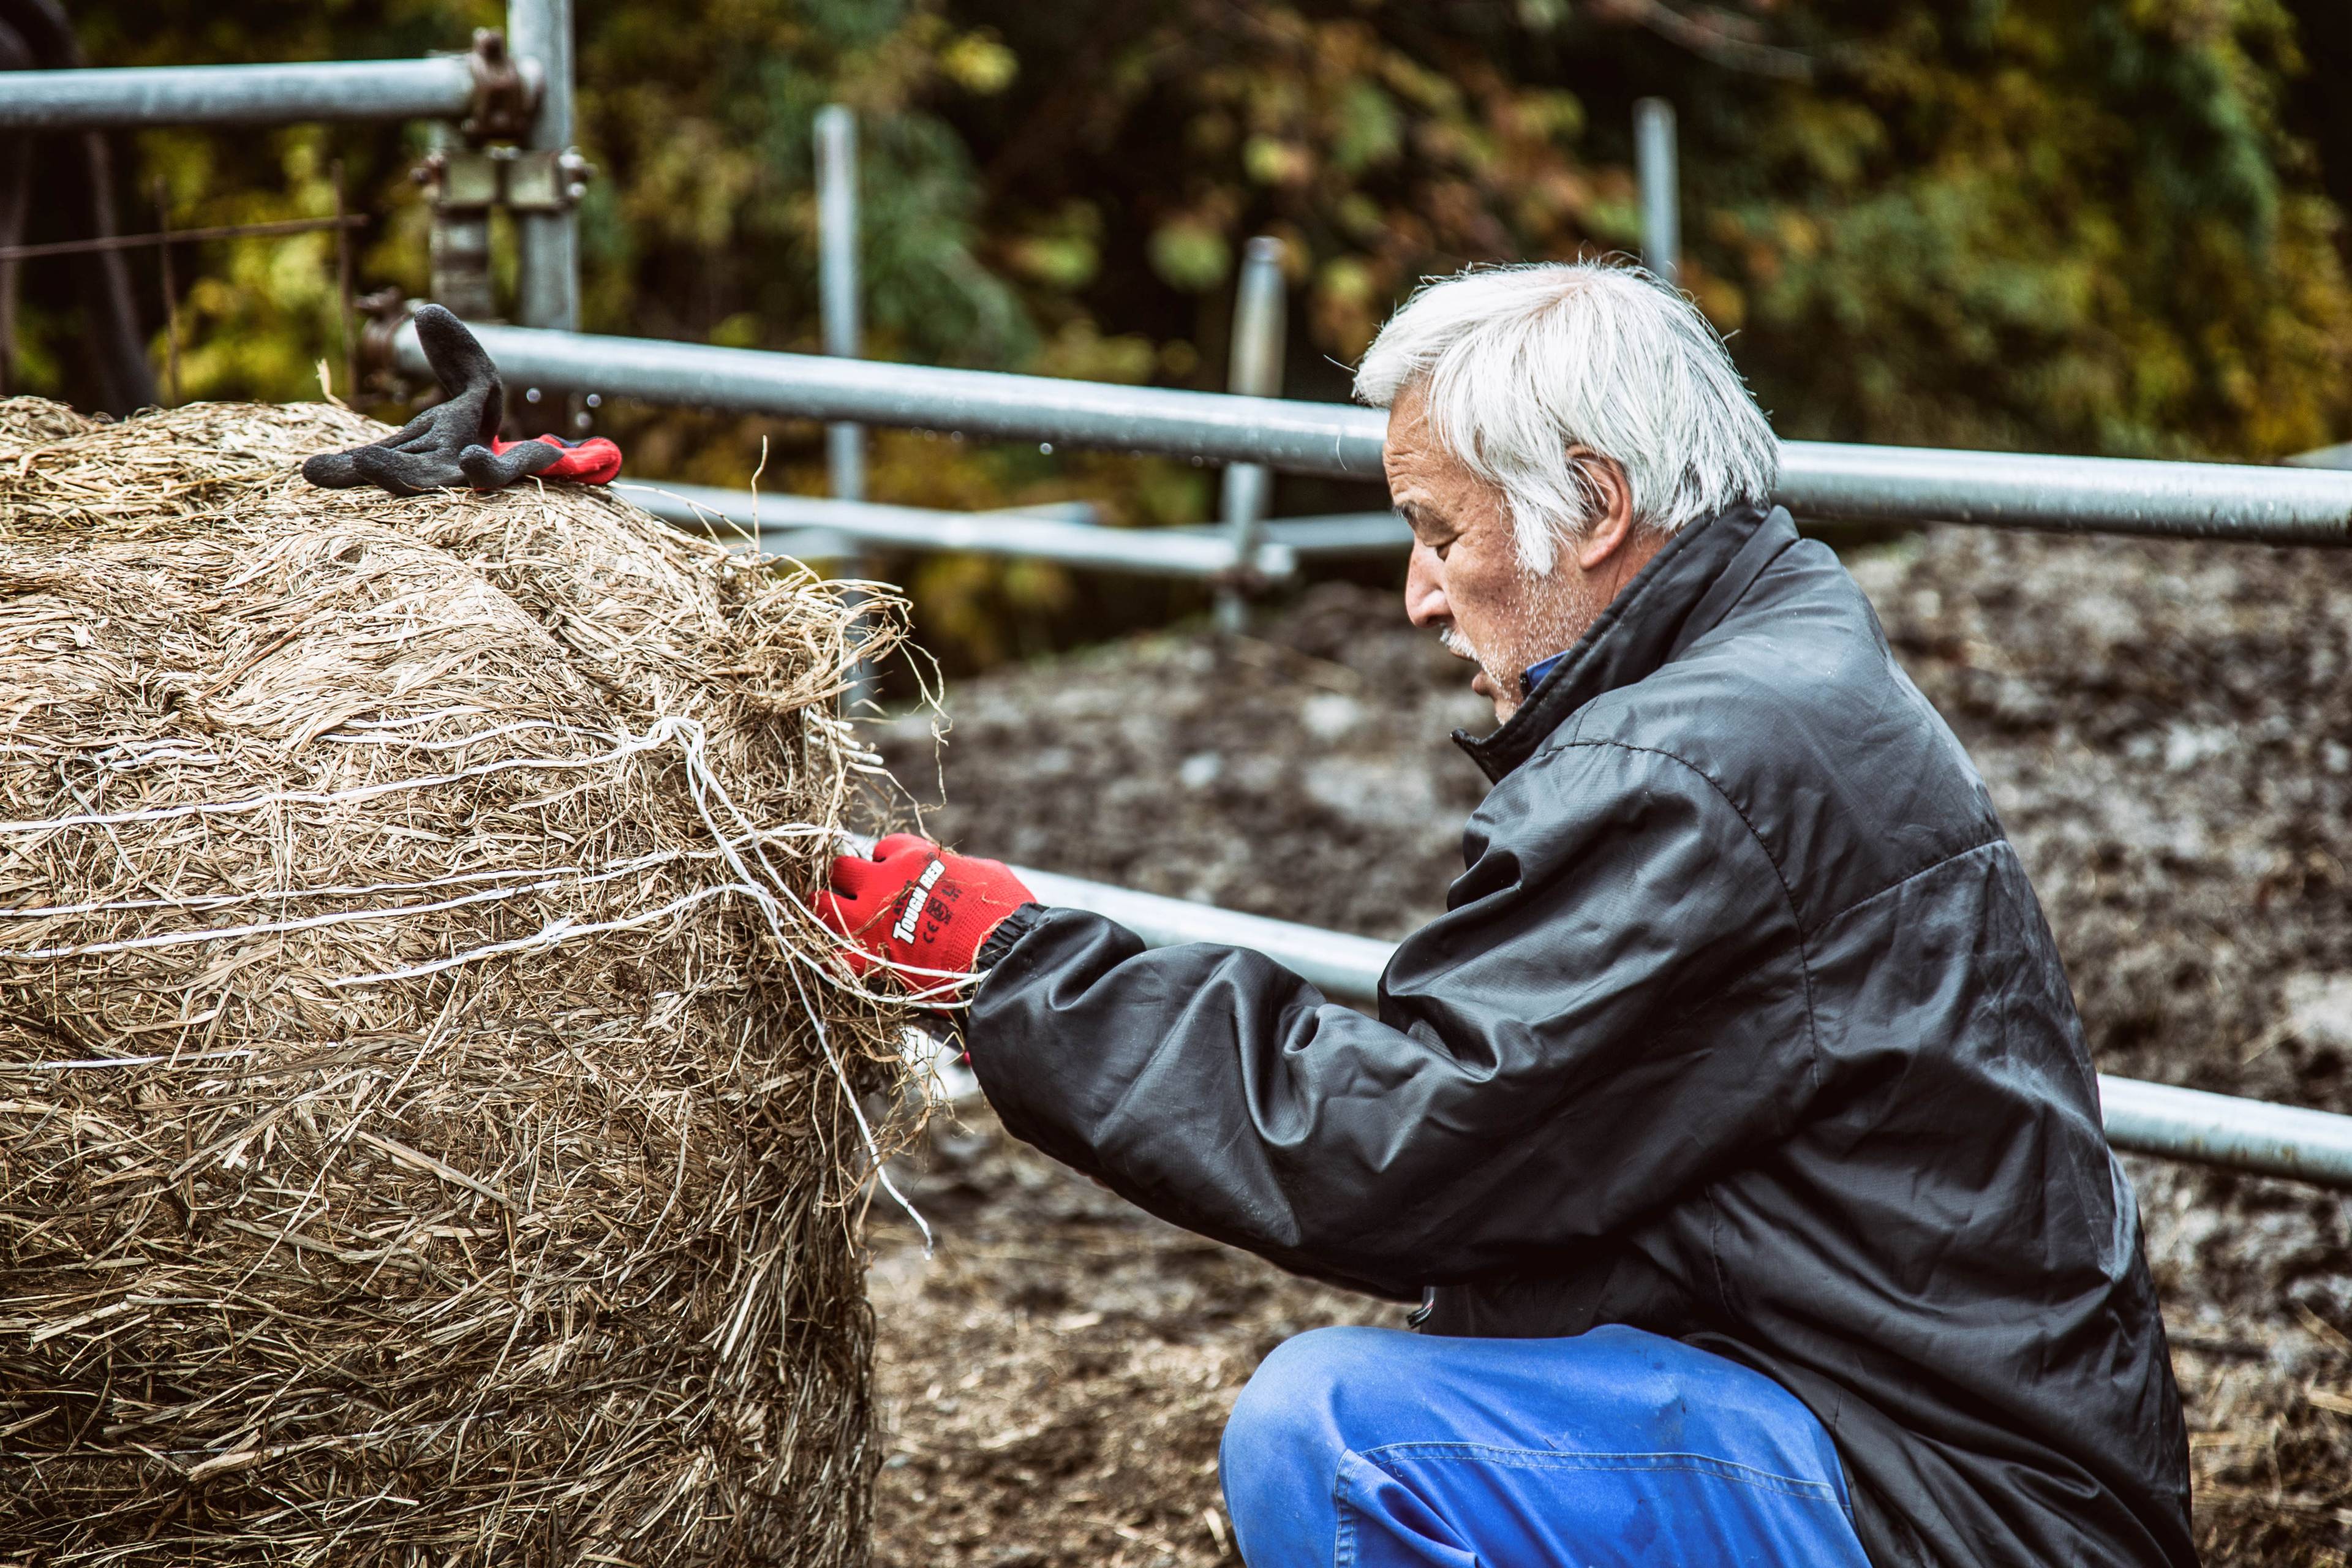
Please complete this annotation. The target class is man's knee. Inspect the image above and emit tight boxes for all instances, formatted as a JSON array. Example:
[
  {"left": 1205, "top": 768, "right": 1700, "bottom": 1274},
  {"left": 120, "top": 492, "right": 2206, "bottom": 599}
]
[
  {"left": 1221, "top": 1326, "right": 1402, "bottom": 1549},
  {"left": 1224, "top": 1326, "right": 1393, "bottom": 1457}
]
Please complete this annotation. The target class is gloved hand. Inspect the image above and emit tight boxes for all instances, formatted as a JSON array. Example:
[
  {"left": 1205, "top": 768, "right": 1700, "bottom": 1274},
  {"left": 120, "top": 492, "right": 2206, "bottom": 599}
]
[
  {"left": 301, "top": 303, "right": 620, "bottom": 494},
  {"left": 812, "top": 834, "right": 1035, "bottom": 998}
]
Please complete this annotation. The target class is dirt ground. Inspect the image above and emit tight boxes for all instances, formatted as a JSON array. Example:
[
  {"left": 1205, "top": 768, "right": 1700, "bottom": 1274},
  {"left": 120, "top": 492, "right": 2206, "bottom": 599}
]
[{"left": 860, "top": 526, "right": 2352, "bottom": 1567}]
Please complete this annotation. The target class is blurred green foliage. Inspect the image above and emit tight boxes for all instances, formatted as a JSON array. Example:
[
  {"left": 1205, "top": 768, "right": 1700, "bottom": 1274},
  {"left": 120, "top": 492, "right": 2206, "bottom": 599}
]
[{"left": 23, "top": 0, "right": 2352, "bottom": 667}]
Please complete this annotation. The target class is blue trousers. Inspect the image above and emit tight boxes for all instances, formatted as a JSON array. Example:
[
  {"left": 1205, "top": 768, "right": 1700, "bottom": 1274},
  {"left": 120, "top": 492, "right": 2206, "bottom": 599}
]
[{"left": 1219, "top": 1324, "right": 1872, "bottom": 1568}]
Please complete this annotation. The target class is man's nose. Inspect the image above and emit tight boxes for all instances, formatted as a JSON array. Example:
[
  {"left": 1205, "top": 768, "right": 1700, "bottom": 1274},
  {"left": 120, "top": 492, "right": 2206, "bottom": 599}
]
[{"left": 1404, "top": 541, "right": 1448, "bottom": 630}]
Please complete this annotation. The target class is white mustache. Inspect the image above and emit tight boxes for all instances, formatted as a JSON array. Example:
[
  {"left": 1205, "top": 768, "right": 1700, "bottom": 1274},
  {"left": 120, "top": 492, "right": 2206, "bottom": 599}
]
[{"left": 1438, "top": 625, "right": 1478, "bottom": 662}]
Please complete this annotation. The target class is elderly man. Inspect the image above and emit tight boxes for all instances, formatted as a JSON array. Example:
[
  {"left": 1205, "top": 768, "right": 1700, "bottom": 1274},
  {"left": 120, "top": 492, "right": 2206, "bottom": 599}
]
[{"left": 815, "top": 263, "right": 2195, "bottom": 1568}]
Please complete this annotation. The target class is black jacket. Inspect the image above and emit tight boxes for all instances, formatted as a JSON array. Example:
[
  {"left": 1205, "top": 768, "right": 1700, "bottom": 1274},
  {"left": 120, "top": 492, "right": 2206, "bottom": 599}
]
[{"left": 967, "top": 502, "right": 2195, "bottom": 1568}]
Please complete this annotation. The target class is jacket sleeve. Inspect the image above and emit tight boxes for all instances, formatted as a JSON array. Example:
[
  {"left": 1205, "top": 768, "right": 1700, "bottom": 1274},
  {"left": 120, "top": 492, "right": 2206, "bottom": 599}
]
[{"left": 963, "top": 739, "right": 1820, "bottom": 1302}]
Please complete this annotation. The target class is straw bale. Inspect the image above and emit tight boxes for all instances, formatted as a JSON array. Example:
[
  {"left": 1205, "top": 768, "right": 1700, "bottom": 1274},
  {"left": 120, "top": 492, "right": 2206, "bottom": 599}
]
[{"left": 0, "top": 399, "right": 911, "bottom": 1564}]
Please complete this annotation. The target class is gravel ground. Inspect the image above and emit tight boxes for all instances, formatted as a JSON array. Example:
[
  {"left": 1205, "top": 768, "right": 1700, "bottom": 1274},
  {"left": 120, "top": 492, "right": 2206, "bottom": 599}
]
[{"left": 862, "top": 527, "right": 2352, "bottom": 1566}]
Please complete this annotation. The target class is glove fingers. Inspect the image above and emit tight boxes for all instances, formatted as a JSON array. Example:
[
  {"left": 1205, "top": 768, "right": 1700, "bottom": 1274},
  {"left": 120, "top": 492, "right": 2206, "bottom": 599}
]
[
  {"left": 457, "top": 440, "right": 560, "bottom": 491},
  {"left": 349, "top": 443, "right": 451, "bottom": 497},
  {"left": 511, "top": 438, "right": 565, "bottom": 476},
  {"left": 387, "top": 404, "right": 466, "bottom": 453},
  {"left": 474, "top": 374, "right": 504, "bottom": 444},
  {"left": 502, "top": 438, "right": 565, "bottom": 477},
  {"left": 455, "top": 445, "right": 515, "bottom": 489},
  {"left": 411, "top": 304, "right": 500, "bottom": 402},
  {"left": 814, "top": 888, "right": 893, "bottom": 940},
  {"left": 809, "top": 891, "right": 882, "bottom": 974},
  {"left": 824, "top": 853, "right": 897, "bottom": 902},
  {"left": 809, "top": 888, "right": 861, "bottom": 938},
  {"left": 380, "top": 408, "right": 438, "bottom": 448},
  {"left": 871, "top": 833, "right": 939, "bottom": 861},
  {"left": 300, "top": 450, "right": 368, "bottom": 489}
]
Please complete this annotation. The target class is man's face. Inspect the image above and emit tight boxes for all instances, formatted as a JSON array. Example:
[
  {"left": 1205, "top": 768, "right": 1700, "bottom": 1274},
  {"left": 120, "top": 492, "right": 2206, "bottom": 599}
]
[{"left": 1387, "top": 386, "right": 1619, "bottom": 725}]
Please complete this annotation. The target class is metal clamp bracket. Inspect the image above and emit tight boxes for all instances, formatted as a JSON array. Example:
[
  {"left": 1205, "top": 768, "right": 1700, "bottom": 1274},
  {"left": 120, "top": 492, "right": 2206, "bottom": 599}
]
[
  {"left": 413, "top": 146, "right": 594, "bottom": 215},
  {"left": 503, "top": 149, "right": 596, "bottom": 213},
  {"left": 459, "top": 29, "right": 540, "bottom": 144}
]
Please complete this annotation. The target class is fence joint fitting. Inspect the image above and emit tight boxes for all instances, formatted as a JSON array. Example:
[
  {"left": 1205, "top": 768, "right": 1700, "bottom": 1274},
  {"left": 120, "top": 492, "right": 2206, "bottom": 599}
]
[
  {"left": 460, "top": 29, "right": 539, "bottom": 144},
  {"left": 356, "top": 289, "right": 420, "bottom": 392}
]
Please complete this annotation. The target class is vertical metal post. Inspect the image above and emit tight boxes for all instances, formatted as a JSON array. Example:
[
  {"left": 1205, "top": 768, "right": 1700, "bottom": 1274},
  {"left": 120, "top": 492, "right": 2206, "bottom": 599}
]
[
  {"left": 815, "top": 105, "right": 865, "bottom": 502},
  {"left": 508, "top": 0, "right": 579, "bottom": 331},
  {"left": 424, "top": 124, "right": 497, "bottom": 320},
  {"left": 1635, "top": 97, "right": 1679, "bottom": 286},
  {"left": 1215, "top": 236, "right": 1286, "bottom": 634},
  {"left": 815, "top": 104, "right": 875, "bottom": 707}
]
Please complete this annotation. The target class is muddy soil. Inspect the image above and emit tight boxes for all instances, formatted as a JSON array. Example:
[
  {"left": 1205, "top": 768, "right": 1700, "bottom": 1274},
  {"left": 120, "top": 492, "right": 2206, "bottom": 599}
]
[{"left": 863, "top": 527, "right": 2352, "bottom": 1566}]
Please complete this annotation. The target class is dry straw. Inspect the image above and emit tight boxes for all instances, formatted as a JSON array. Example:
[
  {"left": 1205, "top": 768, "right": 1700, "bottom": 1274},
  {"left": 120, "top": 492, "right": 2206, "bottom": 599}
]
[{"left": 0, "top": 398, "right": 914, "bottom": 1564}]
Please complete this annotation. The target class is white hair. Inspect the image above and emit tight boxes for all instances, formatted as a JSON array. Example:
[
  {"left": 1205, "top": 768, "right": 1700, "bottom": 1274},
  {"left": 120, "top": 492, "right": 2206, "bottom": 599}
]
[{"left": 1354, "top": 262, "right": 1779, "bottom": 573}]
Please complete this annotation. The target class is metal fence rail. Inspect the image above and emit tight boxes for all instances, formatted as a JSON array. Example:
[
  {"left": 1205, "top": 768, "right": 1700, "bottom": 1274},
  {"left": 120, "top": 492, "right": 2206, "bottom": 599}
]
[
  {"left": 1012, "top": 864, "right": 2352, "bottom": 1190},
  {"left": 1782, "top": 442, "right": 2352, "bottom": 544},
  {"left": 1176, "top": 511, "right": 1413, "bottom": 555},
  {"left": 625, "top": 481, "right": 1295, "bottom": 578},
  {"left": 0, "top": 59, "right": 480, "bottom": 129},
  {"left": 406, "top": 319, "right": 1391, "bottom": 478},
  {"left": 409, "top": 322, "right": 2352, "bottom": 546}
]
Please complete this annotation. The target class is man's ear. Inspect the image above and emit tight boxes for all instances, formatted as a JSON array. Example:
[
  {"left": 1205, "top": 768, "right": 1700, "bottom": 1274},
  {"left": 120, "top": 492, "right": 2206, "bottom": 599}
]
[{"left": 1569, "top": 451, "right": 1637, "bottom": 571}]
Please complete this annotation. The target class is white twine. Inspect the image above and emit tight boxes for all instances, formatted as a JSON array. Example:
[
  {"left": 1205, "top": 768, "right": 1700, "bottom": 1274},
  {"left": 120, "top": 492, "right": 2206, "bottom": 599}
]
[
  {"left": 4, "top": 1046, "right": 256, "bottom": 1072},
  {"left": 322, "top": 883, "right": 755, "bottom": 988},
  {"left": 1, "top": 723, "right": 682, "bottom": 835},
  {"left": 638, "top": 712, "right": 935, "bottom": 1250},
  {"left": 1, "top": 856, "right": 685, "bottom": 962},
  {"left": 9, "top": 711, "right": 937, "bottom": 1241},
  {"left": 2, "top": 850, "right": 690, "bottom": 922}
]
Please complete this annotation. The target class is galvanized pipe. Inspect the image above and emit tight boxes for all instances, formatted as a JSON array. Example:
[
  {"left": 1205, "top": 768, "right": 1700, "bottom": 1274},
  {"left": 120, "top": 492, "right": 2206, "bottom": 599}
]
[
  {"left": 396, "top": 319, "right": 1395, "bottom": 475},
  {"left": 1217, "top": 236, "right": 1287, "bottom": 631},
  {"left": 1008, "top": 865, "right": 2352, "bottom": 1189},
  {"left": 620, "top": 492, "right": 1100, "bottom": 566},
  {"left": 815, "top": 105, "right": 867, "bottom": 504},
  {"left": 508, "top": 0, "right": 581, "bottom": 333},
  {"left": 2095, "top": 1077, "right": 2352, "bottom": 1188},
  {"left": 620, "top": 481, "right": 1296, "bottom": 578},
  {"left": 811, "top": 107, "right": 875, "bottom": 708},
  {"left": 0, "top": 59, "right": 478, "bottom": 129},
  {"left": 1174, "top": 511, "right": 1414, "bottom": 555},
  {"left": 401, "top": 324, "right": 2352, "bottom": 545},
  {"left": 1013, "top": 867, "right": 1399, "bottom": 1003},
  {"left": 1263, "top": 512, "right": 1413, "bottom": 554},
  {"left": 1781, "top": 442, "right": 2352, "bottom": 544},
  {"left": 1635, "top": 98, "right": 1680, "bottom": 285}
]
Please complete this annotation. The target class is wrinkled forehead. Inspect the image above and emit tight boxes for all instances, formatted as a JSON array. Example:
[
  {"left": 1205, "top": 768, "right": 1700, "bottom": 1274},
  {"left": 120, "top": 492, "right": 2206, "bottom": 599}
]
[
  {"left": 1382, "top": 383, "right": 1488, "bottom": 503},
  {"left": 1381, "top": 384, "right": 1439, "bottom": 478}
]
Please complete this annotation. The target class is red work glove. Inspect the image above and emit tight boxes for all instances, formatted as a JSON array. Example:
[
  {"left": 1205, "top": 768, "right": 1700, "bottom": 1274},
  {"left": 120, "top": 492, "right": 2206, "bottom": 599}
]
[
  {"left": 812, "top": 834, "right": 1035, "bottom": 998},
  {"left": 486, "top": 433, "right": 624, "bottom": 485}
]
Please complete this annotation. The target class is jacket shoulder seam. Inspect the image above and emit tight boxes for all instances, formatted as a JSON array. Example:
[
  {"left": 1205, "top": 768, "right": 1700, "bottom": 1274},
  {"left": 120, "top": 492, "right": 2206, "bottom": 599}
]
[
  {"left": 1538, "top": 737, "right": 1822, "bottom": 1102},
  {"left": 1806, "top": 833, "right": 2010, "bottom": 934}
]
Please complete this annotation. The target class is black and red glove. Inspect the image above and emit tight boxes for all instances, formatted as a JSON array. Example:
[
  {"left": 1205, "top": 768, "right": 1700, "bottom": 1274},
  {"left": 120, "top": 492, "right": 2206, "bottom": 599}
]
[
  {"left": 812, "top": 834, "right": 1035, "bottom": 998},
  {"left": 303, "top": 304, "right": 624, "bottom": 495}
]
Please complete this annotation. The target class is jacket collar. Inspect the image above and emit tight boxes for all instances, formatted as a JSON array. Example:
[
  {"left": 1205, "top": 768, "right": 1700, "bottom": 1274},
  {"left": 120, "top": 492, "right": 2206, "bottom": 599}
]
[{"left": 1453, "top": 501, "right": 1796, "bottom": 784}]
